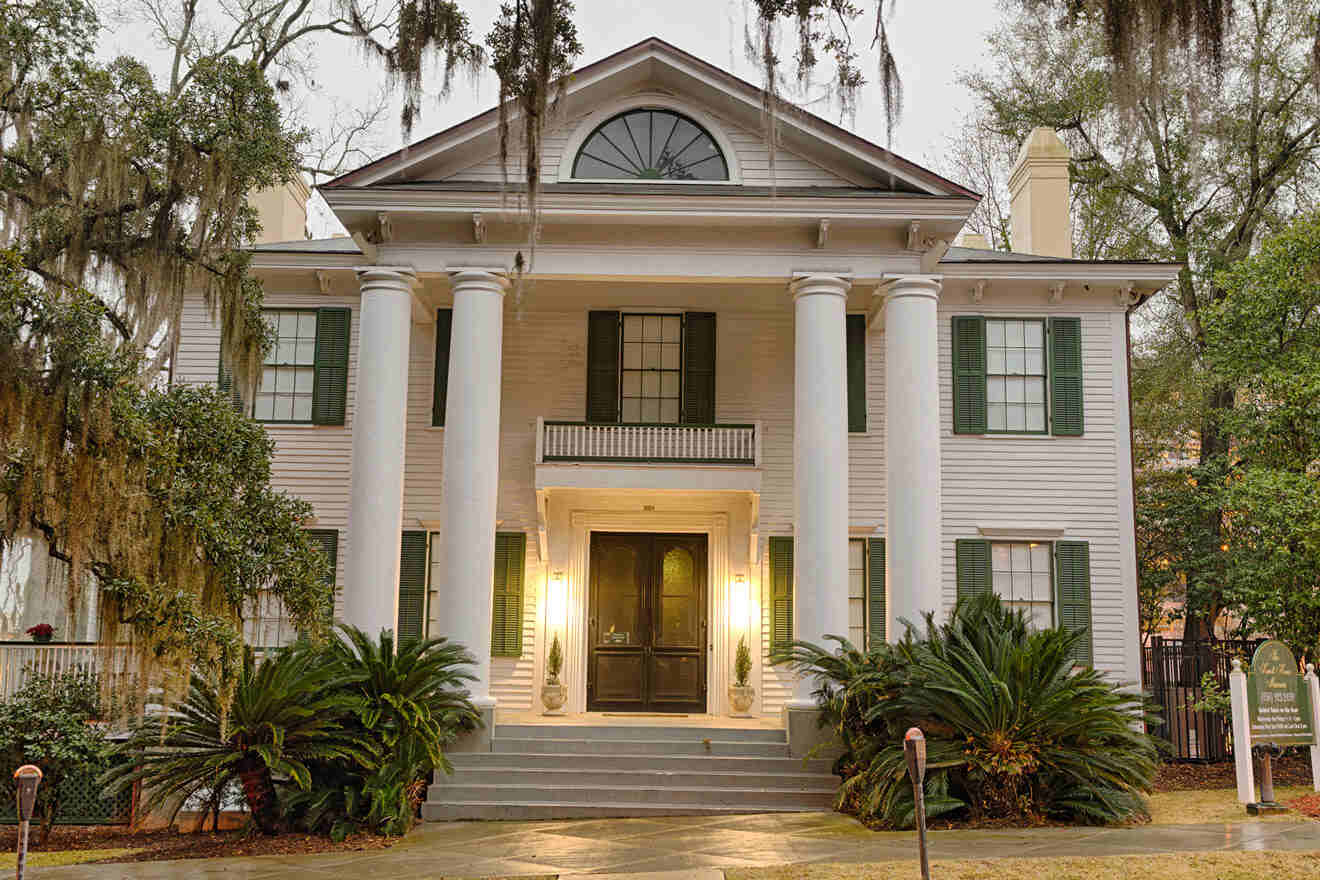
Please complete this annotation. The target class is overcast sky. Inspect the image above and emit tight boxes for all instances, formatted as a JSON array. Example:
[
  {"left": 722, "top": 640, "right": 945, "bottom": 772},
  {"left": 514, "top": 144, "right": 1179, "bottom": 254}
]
[{"left": 104, "top": 1, "right": 1005, "bottom": 236}]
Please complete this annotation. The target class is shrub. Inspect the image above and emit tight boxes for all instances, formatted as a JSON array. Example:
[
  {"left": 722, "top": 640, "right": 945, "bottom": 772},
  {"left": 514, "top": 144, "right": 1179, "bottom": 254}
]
[
  {"left": 0, "top": 668, "right": 109, "bottom": 842},
  {"left": 105, "top": 646, "right": 369, "bottom": 834},
  {"left": 779, "top": 593, "right": 1158, "bottom": 828},
  {"left": 282, "top": 626, "right": 478, "bottom": 840},
  {"left": 734, "top": 635, "right": 752, "bottom": 688}
]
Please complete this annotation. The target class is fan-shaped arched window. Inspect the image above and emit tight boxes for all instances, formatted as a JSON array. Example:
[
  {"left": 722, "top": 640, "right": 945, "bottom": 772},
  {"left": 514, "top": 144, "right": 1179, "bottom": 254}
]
[{"left": 572, "top": 109, "right": 729, "bottom": 181}]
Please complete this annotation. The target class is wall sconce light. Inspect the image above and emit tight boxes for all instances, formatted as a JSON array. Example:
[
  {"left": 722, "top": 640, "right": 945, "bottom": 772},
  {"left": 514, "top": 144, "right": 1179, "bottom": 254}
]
[
  {"left": 730, "top": 573, "right": 749, "bottom": 627},
  {"left": 546, "top": 570, "right": 567, "bottom": 628}
]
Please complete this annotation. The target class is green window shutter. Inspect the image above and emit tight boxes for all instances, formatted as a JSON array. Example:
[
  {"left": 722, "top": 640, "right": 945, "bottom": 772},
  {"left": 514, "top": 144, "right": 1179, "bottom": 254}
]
[
  {"left": 586, "top": 310, "right": 620, "bottom": 423},
  {"left": 867, "top": 537, "right": 886, "bottom": 647},
  {"left": 952, "top": 316, "right": 987, "bottom": 434},
  {"left": 768, "top": 536, "right": 794, "bottom": 657},
  {"left": 216, "top": 347, "right": 245, "bottom": 413},
  {"left": 682, "top": 312, "right": 717, "bottom": 424},
  {"left": 955, "top": 538, "right": 992, "bottom": 601},
  {"left": 397, "top": 530, "right": 428, "bottom": 644},
  {"left": 491, "top": 532, "right": 526, "bottom": 657},
  {"left": 304, "top": 528, "right": 339, "bottom": 627},
  {"left": 311, "top": 307, "right": 351, "bottom": 425},
  {"left": 847, "top": 314, "right": 867, "bottom": 432},
  {"left": 1049, "top": 316, "right": 1084, "bottom": 436},
  {"left": 1055, "top": 540, "right": 1093, "bottom": 666},
  {"left": 432, "top": 308, "right": 453, "bottom": 426}
]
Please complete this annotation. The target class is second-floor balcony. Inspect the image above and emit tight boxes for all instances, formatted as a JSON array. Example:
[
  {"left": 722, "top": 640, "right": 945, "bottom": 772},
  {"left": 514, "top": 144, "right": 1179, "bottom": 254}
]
[{"left": 534, "top": 418, "right": 762, "bottom": 494}]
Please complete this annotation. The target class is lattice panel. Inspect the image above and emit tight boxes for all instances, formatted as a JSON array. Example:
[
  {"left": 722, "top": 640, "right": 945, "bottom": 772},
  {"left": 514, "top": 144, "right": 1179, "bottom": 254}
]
[{"left": 0, "top": 757, "right": 132, "bottom": 825}]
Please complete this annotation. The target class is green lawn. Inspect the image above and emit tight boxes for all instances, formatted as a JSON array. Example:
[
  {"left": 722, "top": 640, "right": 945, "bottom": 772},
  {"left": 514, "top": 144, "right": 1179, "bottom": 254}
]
[{"left": 0, "top": 848, "right": 140, "bottom": 868}]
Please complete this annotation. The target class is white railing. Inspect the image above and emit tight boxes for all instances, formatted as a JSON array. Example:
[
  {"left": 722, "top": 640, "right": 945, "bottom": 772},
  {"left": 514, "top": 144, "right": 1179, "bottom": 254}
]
[
  {"left": 537, "top": 419, "right": 760, "bottom": 466},
  {"left": 0, "top": 642, "right": 127, "bottom": 700}
]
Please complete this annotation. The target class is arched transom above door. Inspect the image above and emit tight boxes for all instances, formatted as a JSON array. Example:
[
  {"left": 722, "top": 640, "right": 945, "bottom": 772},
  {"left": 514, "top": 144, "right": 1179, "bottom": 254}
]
[{"left": 571, "top": 108, "right": 730, "bottom": 181}]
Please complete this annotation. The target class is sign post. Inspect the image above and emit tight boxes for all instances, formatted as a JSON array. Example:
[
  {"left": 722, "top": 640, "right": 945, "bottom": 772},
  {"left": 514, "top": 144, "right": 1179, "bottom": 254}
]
[
  {"left": 1243, "top": 641, "right": 1316, "bottom": 815},
  {"left": 1229, "top": 659, "right": 1255, "bottom": 804},
  {"left": 13, "top": 765, "right": 42, "bottom": 880},
  {"left": 1307, "top": 663, "right": 1320, "bottom": 792},
  {"left": 904, "top": 727, "right": 931, "bottom": 880}
]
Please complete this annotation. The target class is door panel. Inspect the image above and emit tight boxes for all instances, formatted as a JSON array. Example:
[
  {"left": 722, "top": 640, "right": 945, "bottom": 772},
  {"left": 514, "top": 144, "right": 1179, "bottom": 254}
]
[{"left": 588, "top": 532, "right": 706, "bottom": 713}]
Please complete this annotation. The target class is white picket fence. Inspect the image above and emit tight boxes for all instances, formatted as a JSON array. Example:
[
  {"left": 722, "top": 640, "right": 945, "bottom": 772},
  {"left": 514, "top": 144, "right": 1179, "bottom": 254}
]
[{"left": 538, "top": 419, "right": 760, "bottom": 466}]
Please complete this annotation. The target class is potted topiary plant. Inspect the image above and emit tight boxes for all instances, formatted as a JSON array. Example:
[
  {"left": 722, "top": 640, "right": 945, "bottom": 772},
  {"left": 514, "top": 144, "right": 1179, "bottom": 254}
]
[
  {"left": 541, "top": 633, "right": 567, "bottom": 715},
  {"left": 26, "top": 623, "right": 54, "bottom": 644},
  {"left": 728, "top": 635, "right": 754, "bottom": 716}
]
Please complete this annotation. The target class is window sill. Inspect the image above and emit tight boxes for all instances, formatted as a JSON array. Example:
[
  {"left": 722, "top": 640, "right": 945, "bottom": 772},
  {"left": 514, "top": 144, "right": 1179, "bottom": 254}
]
[
  {"left": 955, "top": 432, "right": 1058, "bottom": 439},
  {"left": 259, "top": 422, "right": 337, "bottom": 429}
]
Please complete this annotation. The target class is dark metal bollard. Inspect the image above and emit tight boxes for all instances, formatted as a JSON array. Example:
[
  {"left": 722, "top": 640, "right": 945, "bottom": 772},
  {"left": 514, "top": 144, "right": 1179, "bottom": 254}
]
[
  {"left": 904, "top": 727, "right": 931, "bottom": 880},
  {"left": 13, "top": 765, "right": 42, "bottom": 880}
]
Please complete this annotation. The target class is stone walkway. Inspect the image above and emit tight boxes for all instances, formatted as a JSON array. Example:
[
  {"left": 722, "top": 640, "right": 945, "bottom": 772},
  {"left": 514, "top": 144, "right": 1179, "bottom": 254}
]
[{"left": 33, "top": 812, "right": 1320, "bottom": 879}]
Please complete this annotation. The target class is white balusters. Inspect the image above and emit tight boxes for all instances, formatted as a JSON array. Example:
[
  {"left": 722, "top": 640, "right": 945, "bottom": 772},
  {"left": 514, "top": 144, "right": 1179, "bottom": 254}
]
[{"left": 538, "top": 422, "right": 756, "bottom": 464}]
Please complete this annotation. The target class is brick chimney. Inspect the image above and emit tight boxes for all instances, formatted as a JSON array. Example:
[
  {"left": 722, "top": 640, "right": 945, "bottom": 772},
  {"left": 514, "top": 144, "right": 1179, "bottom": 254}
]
[
  {"left": 1008, "top": 127, "right": 1072, "bottom": 258},
  {"left": 250, "top": 175, "right": 311, "bottom": 244}
]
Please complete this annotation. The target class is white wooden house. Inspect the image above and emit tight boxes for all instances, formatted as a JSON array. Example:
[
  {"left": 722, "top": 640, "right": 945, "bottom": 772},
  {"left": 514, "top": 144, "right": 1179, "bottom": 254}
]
[{"left": 166, "top": 38, "right": 1180, "bottom": 818}]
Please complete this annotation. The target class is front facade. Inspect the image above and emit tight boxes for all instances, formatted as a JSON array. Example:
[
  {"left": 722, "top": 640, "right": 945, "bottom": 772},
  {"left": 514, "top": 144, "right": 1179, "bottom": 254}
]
[{"left": 174, "top": 39, "right": 1178, "bottom": 727}]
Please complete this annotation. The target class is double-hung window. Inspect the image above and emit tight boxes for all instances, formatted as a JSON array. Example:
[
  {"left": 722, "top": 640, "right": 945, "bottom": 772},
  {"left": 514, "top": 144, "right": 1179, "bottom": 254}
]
[
  {"left": 952, "top": 315, "right": 1084, "bottom": 436},
  {"left": 991, "top": 541, "right": 1054, "bottom": 629},
  {"left": 255, "top": 310, "right": 318, "bottom": 422},
  {"left": 621, "top": 314, "right": 683, "bottom": 424},
  {"left": 986, "top": 319, "right": 1046, "bottom": 433}
]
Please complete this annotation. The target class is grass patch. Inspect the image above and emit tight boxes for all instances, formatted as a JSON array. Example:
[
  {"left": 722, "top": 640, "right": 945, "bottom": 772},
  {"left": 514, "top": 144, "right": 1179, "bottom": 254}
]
[
  {"left": 0, "top": 848, "right": 140, "bottom": 868},
  {"left": 727, "top": 850, "right": 1320, "bottom": 880},
  {"left": 1146, "top": 785, "right": 1316, "bottom": 825}
]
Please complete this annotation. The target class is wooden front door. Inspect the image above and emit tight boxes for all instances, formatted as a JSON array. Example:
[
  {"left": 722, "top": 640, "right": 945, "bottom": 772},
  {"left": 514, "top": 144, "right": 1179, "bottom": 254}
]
[{"left": 587, "top": 532, "right": 707, "bottom": 713}]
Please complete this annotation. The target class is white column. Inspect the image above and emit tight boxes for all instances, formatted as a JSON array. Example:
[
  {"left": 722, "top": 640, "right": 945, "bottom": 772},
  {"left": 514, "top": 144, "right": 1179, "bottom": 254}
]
[
  {"left": 1305, "top": 663, "right": 1319, "bottom": 792},
  {"left": 1230, "top": 659, "right": 1256, "bottom": 803},
  {"left": 437, "top": 269, "right": 510, "bottom": 709},
  {"left": 344, "top": 267, "right": 416, "bottom": 638},
  {"left": 789, "top": 273, "right": 852, "bottom": 709},
  {"left": 884, "top": 275, "right": 943, "bottom": 638}
]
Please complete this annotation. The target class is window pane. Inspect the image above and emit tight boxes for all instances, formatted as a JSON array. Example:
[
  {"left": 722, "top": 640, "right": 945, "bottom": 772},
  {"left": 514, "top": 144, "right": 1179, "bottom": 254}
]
[
  {"left": 276, "top": 339, "right": 296, "bottom": 363},
  {"left": 987, "top": 348, "right": 1005, "bottom": 374},
  {"left": 993, "top": 571, "right": 1011, "bottom": 594},
  {"left": 1026, "top": 404, "right": 1046, "bottom": 432},
  {"left": 273, "top": 396, "right": 293, "bottom": 421},
  {"left": 1005, "top": 376, "right": 1025, "bottom": 403},
  {"left": 297, "top": 312, "right": 317, "bottom": 338},
  {"left": 661, "top": 372, "right": 680, "bottom": 397},
  {"left": 987, "top": 377, "right": 1005, "bottom": 403},
  {"left": 1025, "top": 377, "right": 1044, "bottom": 404},
  {"left": 622, "top": 371, "right": 641, "bottom": 396},
  {"left": 987, "top": 320, "right": 1005, "bottom": 346},
  {"left": 849, "top": 539, "right": 866, "bottom": 569},
  {"left": 641, "top": 399, "right": 660, "bottom": 423},
  {"left": 279, "top": 312, "right": 299, "bottom": 337},
  {"left": 1012, "top": 571, "right": 1031, "bottom": 601},
  {"left": 660, "top": 399, "right": 679, "bottom": 424},
  {"left": 622, "top": 398, "right": 641, "bottom": 422},
  {"left": 294, "top": 340, "right": 315, "bottom": 365},
  {"left": 623, "top": 342, "right": 642, "bottom": 369},
  {"left": 1005, "top": 320, "right": 1024, "bottom": 346},
  {"left": 624, "top": 315, "right": 643, "bottom": 340},
  {"left": 661, "top": 343, "right": 680, "bottom": 370},
  {"left": 644, "top": 315, "right": 661, "bottom": 340},
  {"left": 988, "top": 403, "right": 1007, "bottom": 431},
  {"left": 573, "top": 154, "right": 620, "bottom": 179},
  {"left": 254, "top": 394, "right": 275, "bottom": 421},
  {"left": 1029, "top": 603, "right": 1053, "bottom": 630},
  {"left": 1006, "top": 348, "right": 1026, "bottom": 374},
  {"left": 259, "top": 367, "right": 276, "bottom": 393},
  {"left": 1032, "top": 572, "right": 1052, "bottom": 602},
  {"left": 1026, "top": 349, "right": 1044, "bottom": 375},
  {"left": 992, "top": 543, "right": 1012, "bottom": 571},
  {"left": 1025, "top": 321, "right": 1043, "bottom": 347},
  {"left": 643, "top": 343, "right": 661, "bottom": 368},
  {"left": 1031, "top": 542, "right": 1050, "bottom": 571},
  {"left": 1006, "top": 403, "right": 1026, "bottom": 432},
  {"left": 294, "top": 367, "right": 313, "bottom": 395},
  {"left": 292, "top": 396, "right": 312, "bottom": 422},
  {"left": 663, "top": 316, "right": 681, "bottom": 342},
  {"left": 1010, "top": 542, "right": 1030, "bottom": 571},
  {"left": 642, "top": 371, "right": 660, "bottom": 397}
]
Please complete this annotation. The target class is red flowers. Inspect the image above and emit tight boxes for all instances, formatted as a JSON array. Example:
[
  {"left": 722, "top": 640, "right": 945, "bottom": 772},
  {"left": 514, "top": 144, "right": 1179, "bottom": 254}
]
[{"left": 25, "top": 623, "right": 54, "bottom": 639}]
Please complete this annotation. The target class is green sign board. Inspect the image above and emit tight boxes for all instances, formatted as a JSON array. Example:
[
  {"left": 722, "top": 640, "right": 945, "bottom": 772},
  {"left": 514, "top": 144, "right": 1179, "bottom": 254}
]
[{"left": 1246, "top": 640, "right": 1316, "bottom": 747}]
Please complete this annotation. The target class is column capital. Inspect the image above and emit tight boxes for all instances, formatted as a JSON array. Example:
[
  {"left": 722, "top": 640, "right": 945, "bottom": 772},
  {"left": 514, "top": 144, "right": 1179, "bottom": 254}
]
[
  {"left": 354, "top": 265, "right": 418, "bottom": 289},
  {"left": 449, "top": 267, "right": 512, "bottom": 295},
  {"left": 882, "top": 274, "right": 942, "bottom": 302},
  {"left": 789, "top": 272, "right": 852, "bottom": 299}
]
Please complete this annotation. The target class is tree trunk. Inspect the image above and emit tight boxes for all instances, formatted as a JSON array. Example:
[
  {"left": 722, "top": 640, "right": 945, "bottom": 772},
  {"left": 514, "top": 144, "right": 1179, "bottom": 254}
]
[{"left": 236, "top": 757, "right": 280, "bottom": 835}]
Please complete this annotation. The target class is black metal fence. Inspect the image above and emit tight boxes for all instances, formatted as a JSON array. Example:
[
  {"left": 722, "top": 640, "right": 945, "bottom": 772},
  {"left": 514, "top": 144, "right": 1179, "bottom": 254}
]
[{"left": 1142, "top": 636, "right": 1264, "bottom": 762}]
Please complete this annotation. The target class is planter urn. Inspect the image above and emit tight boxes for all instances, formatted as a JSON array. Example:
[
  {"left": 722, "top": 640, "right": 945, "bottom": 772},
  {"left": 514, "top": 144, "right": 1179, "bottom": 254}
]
[
  {"left": 728, "top": 684, "right": 755, "bottom": 717},
  {"left": 541, "top": 680, "right": 567, "bottom": 715},
  {"left": 31, "top": 633, "right": 53, "bottom": 644}
]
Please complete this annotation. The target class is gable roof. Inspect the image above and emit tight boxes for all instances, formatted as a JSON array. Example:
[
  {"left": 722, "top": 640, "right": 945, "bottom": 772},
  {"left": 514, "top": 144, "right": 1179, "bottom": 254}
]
[{"left": 325, "top": 37, "right": 977, "bottom": 199}]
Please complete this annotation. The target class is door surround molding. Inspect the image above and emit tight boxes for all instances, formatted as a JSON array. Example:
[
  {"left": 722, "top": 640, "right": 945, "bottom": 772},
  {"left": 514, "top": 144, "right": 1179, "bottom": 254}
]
[{"left": 562, "top": 510, "right": 730, "bottom": 715}]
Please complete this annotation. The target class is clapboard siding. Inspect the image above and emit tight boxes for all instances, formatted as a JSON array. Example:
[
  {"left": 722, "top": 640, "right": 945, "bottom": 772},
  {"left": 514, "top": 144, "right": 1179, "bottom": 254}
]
[
  {"left": 174, "top": 290, "right": 356, "bottom": 616},
  {"left": 175, "top": 283, "right": 1140, "bottom": 704},
  {"left": 446, "top": 107, "right": 856, "bottom": 187},
  {"left": 938, "top": 304, "right": 1136, "bottom": 682}
]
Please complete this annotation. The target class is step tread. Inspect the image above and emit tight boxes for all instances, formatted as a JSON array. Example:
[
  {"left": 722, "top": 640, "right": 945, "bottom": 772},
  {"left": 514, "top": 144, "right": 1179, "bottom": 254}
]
[
  {"left": 444, "top": 766, "right": 836, "bottom": 779},
  {"left": 422, "top": 801, "right": 825, "bottom": 814},
  {"left": 434, "top": 782, "right": 834, "bottom": 794}
]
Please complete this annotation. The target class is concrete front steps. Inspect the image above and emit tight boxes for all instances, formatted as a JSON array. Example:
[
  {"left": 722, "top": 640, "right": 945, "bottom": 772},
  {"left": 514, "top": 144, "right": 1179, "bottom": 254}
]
[{"left": 422, "top": 723, "right": 839, "bottom": 821}]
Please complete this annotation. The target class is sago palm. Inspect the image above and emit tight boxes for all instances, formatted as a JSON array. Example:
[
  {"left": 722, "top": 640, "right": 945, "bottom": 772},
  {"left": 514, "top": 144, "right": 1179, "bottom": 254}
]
[
  {"left": 782, "top": 593, "right": 1158, "bottom": 828},
  {"left": 104, "top": 646, "right": 370, "bottom": 834}
]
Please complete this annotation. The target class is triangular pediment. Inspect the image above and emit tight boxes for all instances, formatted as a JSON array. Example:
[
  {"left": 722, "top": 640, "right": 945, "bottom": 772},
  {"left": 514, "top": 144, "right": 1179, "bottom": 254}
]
[{"left": 326, "top": 38, "right": 975, "bottom": 198}]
